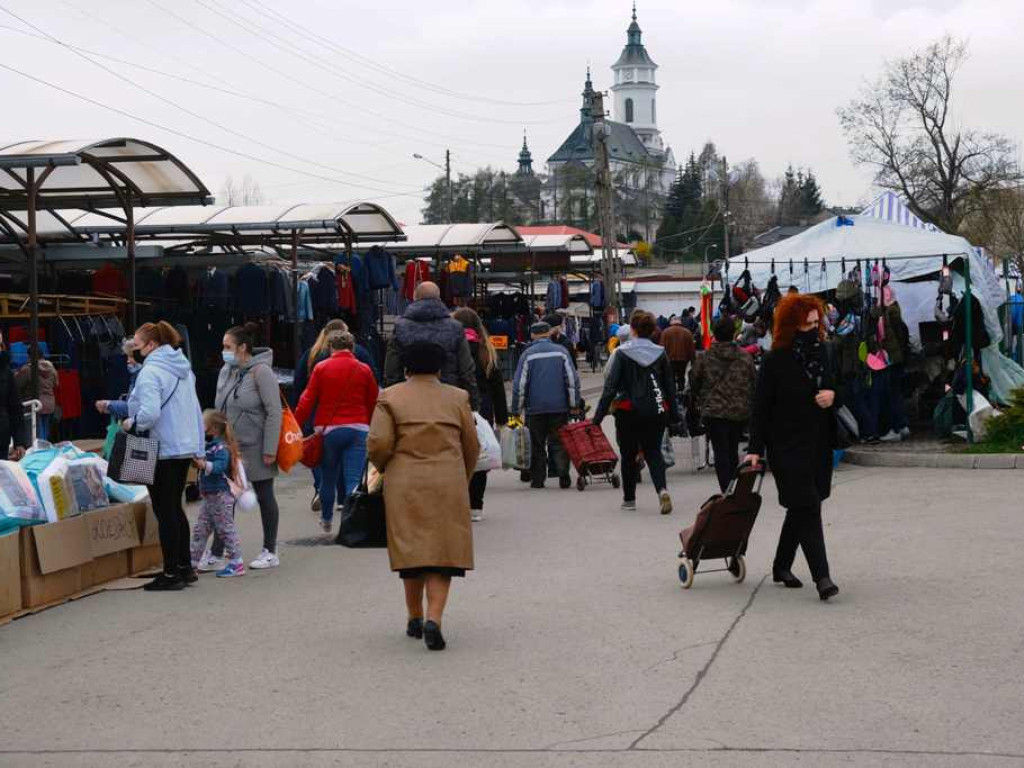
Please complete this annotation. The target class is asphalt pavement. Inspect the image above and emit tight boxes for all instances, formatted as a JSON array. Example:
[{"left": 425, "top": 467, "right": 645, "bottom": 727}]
[{"left": 1, "top": 432, "right": 1022, "bottom": 768}]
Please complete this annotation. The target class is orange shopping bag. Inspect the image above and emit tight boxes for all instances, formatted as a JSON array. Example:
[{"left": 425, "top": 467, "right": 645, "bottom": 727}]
[{"left": 277, "top": 391, "right": 303, "bottom": 472}]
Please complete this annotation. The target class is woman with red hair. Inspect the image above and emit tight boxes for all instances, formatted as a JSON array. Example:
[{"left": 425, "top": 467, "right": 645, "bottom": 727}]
[{"left": 745, "top": 294, "right": 840, "bottom": 601}]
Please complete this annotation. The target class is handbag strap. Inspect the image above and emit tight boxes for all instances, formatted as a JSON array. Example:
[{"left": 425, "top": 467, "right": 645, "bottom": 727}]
[{"left": 132, "top": 376, "right": 181, "bottom": 437}]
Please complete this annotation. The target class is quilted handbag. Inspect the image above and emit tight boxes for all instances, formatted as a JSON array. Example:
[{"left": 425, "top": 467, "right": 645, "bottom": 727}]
[{"left": 107, "top": 430, "right": 160, "bottom": 485}]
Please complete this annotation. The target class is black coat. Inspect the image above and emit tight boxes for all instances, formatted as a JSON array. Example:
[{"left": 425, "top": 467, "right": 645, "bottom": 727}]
[
  {"left": 748, "top": 347, "right": 834, "bottom": 510},
  {"left": 0, "top": 352, "right": 28, "bottom": 457},
  {"left": 469, "top": 340, "right": 508, "bottom": 426}
]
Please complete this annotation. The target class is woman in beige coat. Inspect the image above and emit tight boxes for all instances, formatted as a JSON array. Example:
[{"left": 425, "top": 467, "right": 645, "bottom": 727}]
[{"left": 368, "top": 341, "right": 479, "bottom": 651}]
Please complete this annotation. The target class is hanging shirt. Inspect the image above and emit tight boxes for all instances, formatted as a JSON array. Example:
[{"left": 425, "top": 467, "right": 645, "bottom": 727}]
[
  {"left": 404, "top": 260, "right": 431, "bottom": 301},
  {"left": 337, "top": 268, "right": 357, "bottom": 314},
  {"left": 91, "top": 262, "right": 128, "bottom": 297}
]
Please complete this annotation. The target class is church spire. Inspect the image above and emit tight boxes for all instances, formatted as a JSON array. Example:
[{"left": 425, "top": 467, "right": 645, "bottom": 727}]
[
  {"left": 627, "top": 3, "right": 642, "bottom": 45},
  {"left": 516, "top": 131, "right": 534, "bottom": 176},
  {"left": 580, "top": 65, "right": 596, "bottom": 122}
]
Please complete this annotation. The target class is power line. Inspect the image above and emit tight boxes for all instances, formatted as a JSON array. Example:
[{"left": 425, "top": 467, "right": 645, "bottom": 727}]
[
  {"left": 190, "top": 0, "right": 563, "bottom": 127},
  {"left": 0, "top": 5, "right": 429, "bottom": 193},
  {"left": 241, "top": 0, "right": 570, "bottom": 108},
  {"left": 0, "top": 61, "right": 424, "bottom": 201},
  {"left": 143, "top": 0, "right": 516, "bottom": 151}
]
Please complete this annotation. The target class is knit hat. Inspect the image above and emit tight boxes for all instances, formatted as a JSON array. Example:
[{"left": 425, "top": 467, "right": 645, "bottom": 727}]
[{"left": 530, "top": 321, "right": 551, "bottom": 336}]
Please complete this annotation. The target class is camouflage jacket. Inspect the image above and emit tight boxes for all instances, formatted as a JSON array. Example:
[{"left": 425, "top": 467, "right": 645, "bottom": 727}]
[{"left": 688, "top": 342, "right": 757, "bottom": 423}]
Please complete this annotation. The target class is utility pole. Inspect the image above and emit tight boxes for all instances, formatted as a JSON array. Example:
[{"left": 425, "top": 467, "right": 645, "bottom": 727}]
[
  {"left": 720, "top": 155, "right": 731, "bottom": 260},
  {"left": 592, "top": 91, "right": 620, "bottom": 312},
  {"left": 445, "top": 149, "right": 453, "bottom": 224}
]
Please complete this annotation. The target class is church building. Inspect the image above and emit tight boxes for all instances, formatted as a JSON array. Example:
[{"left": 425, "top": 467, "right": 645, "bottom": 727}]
[{"left": 527, "top": 5, "right": 676, "bottom": 240}]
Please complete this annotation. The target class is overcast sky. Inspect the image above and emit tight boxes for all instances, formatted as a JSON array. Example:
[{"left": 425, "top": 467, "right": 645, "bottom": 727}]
[{"left": 1, "top": 0, "right": 1021, "bottom": 226}]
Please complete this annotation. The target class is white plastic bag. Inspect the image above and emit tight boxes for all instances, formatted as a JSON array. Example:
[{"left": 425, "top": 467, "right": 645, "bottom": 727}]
[
  {"left": 227, "top": 459, "right": 258, "bottom": 513},
  {"left": 500, "top": 423, "right": 532, "bottom": 471},
  {"left": 474, "top": 414, "right": 502, "bottom": 472},
  {"left": 661, "top": 429, "right": 676, "bottom": 468},
  {"left": 0, "top": 460, "right": 46, "bottom": 522}
]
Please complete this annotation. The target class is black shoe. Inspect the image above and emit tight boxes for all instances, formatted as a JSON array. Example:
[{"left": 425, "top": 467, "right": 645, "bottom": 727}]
[
  {"left": 559, "top": 475, "right": 572, "bottom": 489},
  {"left": 423, "top": 620, "right": 446, "bottom": 651},
  {"left": 407, "top": 618, "right": 424, "bottom": 639},
  {"left": 179, "top": 567, "right": 199, "bottom": 585},
  {"left": 519, "top": 471, "right": 532, "bottom": 483},
  {"left": 773, "top": 568, "right": 803, "bottom": 589},
  {"left": 530, "top": 481, "right": 545, "bottom": 489},
  {"left": 817, "top": 577, "right": 839, "bottom": 601},
  {"left": 143, "top": 573, "right": 186, "bottom": 592}
]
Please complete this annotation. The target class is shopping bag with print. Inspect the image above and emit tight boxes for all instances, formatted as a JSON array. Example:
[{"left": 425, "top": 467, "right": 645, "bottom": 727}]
[{"left": 474, "top": 413, "right": 502, "bottom": 472}]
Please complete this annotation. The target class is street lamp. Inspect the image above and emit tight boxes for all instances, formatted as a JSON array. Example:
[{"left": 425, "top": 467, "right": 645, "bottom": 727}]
[
  {"left": 413, "top": 151, "right": 452, "bottom": 224},
  {"left": 703, "top": 243, "right": 719, "bottom": 278}
]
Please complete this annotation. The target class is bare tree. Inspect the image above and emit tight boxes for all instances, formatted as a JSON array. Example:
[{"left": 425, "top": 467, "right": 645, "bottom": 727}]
[
  {"left": 838, "top": 36, "right": 1019, "bottom": 233},
  {"left": 221, "top": 174, "right": 266, "bottom": 206},
  {"left": 977, "top": 186, "right": 1024, "bottom": 276}
]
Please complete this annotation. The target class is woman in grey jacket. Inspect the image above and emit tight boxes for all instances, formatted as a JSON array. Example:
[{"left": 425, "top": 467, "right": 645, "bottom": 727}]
[{"left": 213, "top": 324, "right": 283, "bottom": 570}]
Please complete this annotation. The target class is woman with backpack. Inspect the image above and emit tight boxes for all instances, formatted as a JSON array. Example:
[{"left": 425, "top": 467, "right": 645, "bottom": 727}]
[
  {"left": 212, "top": 323, "right": 283, "bottom": 571},
  {"left": 453, "top": 308, "right": 508, "bottom": 523},
  {"left": 593, "top": 310, "right": 681, "bottom": 515},
  {"left": 745, "top": 294, "right": 840, "bottom": 602}
]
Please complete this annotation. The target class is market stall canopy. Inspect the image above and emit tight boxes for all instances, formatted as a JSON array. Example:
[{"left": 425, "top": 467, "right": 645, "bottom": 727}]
[
  {"left": 3, "top": 201, "right": 404, "bottom": 245},
  {"left": 362, "top": 222, "right": 522, "bottom": 253},
  {"left": 0, "top": 138, "right": 212, "bottom": 212}
]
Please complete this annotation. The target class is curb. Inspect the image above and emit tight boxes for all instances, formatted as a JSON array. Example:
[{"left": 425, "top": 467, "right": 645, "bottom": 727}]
[{"left": 843, "top": 448, "right": 1024, "bottom": 470}]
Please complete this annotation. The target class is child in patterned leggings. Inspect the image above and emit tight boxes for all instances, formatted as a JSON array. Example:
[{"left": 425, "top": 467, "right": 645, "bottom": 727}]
[{"left": 191, "top": 410, "right": 245, "bottom": 577}]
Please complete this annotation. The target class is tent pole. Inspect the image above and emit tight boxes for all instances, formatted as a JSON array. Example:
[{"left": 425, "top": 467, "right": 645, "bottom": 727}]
[
  {"left": 26, "top": 167, "right": 39, "bottom": 405},
  {"left": 964, "top": 255, "right": 974, "bottom": 445},
  {"left": 292, "top": 229, "right": 301, "bottom": 372}
]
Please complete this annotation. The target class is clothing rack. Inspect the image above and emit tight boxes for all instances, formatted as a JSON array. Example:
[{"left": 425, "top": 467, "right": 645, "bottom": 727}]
[{"left": 0, "top": 292, "right": 146, "bottom": 318}]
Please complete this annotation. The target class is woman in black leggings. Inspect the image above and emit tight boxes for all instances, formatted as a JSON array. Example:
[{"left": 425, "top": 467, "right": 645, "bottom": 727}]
[{"left": 114, "top": 322, "right": 205, "bottom": 591}]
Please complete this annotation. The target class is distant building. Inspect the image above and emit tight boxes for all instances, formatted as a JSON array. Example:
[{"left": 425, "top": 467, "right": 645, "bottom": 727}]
[{"left": 535, "top": 6, "right": 676, "bottom": 239}]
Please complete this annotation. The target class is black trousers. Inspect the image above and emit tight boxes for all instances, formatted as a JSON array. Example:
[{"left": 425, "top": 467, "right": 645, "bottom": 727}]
[
  {"left": 148, "top": 458, "right": 192, "bottom": 576},
  {"left": 526, "top": 413, "right": 569, "bottom": 485},
  {"left": 469, "top": 470, "right": 488, "bottom": 510},
  {"left": 705, "top": 417, "right": 745, "bottom": 493},
  {"left": 774, "top": 502, "right": 830, "bottom": 581},
  {"left": 614, "top": 412, "right": 667, "bottom": 501}
]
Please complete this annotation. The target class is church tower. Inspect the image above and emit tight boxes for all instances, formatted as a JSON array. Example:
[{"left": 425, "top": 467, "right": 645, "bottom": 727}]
[
  {"left": 609, "top": 3, "right": 662, "bottom": 152},
  {"left": 516, "top": 132, "right": 534, "bottom": 176}
]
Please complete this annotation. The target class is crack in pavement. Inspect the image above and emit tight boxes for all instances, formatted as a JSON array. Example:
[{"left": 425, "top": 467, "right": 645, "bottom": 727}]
[
  {"left": 627, "top": 574, "right": 768, "bottom": 751},
  {"left": 544, "top": 729, "right": 648, "bottom": 750},
  {"left": 642, "top": 640, "right": 719, "bottom": 673}
]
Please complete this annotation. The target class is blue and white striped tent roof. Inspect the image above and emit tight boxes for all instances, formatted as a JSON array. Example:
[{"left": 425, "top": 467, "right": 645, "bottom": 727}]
[{"left": 860, "top": 191, "right": 939, "bottom": 232}]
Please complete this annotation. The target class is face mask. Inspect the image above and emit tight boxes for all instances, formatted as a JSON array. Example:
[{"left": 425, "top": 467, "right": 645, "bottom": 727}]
[
  {"left": 795, "top": 329, "right": 818, "bottom": 344},
  {"left": 131, "top": 350, "right": 145, "bottom": 365},
  {"left": 222, "top": 350, "right": 236, "bottom": 366}
]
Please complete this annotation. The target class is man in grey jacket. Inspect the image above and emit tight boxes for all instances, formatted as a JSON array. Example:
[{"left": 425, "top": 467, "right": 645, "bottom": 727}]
[
  {"left": 511, "top": 322, "right": 581, "bottom": 489},
  {"left": 383, "top": 282, "right": 479, "bottom": 410}
]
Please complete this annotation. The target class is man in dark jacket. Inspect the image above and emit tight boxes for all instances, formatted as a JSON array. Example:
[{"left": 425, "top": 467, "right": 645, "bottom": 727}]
[
  {"left": 689, "top": 316, "right": 756, "bottom": 492},
  {"left": 661, "top": 316, "right": 696, "bottom": 393},
  {"left": 383, "top": 282, "right": 479, "bottom": 410},
  {"left": 511, "top": 322, "right": 581, "bottom": 489}
]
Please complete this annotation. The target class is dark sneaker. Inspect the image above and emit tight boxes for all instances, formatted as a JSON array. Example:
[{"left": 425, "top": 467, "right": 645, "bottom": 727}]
[
  {"left": 559, "top": 475, "right": 572, "bottom": 489},
  {"left": 143, "top": 573, "right": 185, "bottom": 592}
]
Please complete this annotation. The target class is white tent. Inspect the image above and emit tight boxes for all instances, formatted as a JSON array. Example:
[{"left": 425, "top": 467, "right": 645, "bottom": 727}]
[
  {"left": 730, "top": 215, "right": 1024, "bottom": 402},
  {"left": 729, "top": 215, "right": 1003, "bottom": 343}
]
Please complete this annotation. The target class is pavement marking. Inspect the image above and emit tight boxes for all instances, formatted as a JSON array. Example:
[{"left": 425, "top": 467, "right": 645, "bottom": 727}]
[{"left": 627, "top": 574, "right": 768, "bottom": 751}]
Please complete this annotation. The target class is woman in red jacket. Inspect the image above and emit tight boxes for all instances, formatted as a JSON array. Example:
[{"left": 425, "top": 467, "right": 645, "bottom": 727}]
[{"left": 295, "top": 331, "right": 379, "bottom": 535}]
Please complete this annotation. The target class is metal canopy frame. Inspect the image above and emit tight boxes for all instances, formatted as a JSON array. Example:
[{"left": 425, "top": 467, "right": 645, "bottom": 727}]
[{"left": 0, "top": 137, "right": 212, "bottom": 398}]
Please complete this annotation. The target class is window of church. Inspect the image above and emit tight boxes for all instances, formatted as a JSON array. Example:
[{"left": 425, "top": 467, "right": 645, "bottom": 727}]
[
  {"left": 651, "top": 99, "right": 656, "bottom": 124},
  {"left": 625, "top": 98, "right": 634, "bottom": 123}
]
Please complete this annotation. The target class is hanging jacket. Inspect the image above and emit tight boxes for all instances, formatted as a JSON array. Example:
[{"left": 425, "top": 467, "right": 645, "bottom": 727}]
[
  {"left": 235, "top": 263, "right": 269, "bottom": 315},
  {"left": 365, "top": 246, "right": 398, "bottom": 291},
  {"left": 546, "top": 281, "right": 561, "bottom": 311},
  {"left": 404, "top": 261, "right": 431, "bottom": 301},
  {"left": 590, "top": 280, "right": 605, "bottom": 309},
  {"left": 127, "top": 345, "right": 204, "bottom": 459}
]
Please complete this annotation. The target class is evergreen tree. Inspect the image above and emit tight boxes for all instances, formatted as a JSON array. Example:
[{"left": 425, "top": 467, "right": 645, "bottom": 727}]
[
  {"left": 655, "top": 153, "right": 714, "bottom": 260},
  {"left": 799, "top": 170, "right": 825, "bottom": 217},
  {"left": 777, "top": 165, "right": 803, "bottom": 226}
]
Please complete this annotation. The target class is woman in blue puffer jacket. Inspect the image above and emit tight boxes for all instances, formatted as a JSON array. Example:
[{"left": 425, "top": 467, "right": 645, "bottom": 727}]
[{"left": 101, "top": 321, "right": 204, "bottom": 592}]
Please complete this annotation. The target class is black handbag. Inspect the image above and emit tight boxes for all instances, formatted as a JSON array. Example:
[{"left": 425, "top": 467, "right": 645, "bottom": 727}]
[{"left": 335, "top": 461, "right": 387, "bottom": 548}]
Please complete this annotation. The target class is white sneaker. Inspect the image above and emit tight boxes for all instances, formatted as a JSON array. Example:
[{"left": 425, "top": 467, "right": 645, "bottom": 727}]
[
  {"left": 470, "top": 509, "right": 483, "bottom": 522},
  {"left": 880, "top": 430, "right": 902, "bottom": 443},
  {"left": 899, "top": 427, "right": 911, "bottom": 440},
  {"left": 249, "top": 549, "right": 280, "bottom": 569},
  {"left": 197, "top": 552, "right": 224, "bottom": 573},
  {"left": 658, "top": 490, "right": 673, "bottom": 516}
]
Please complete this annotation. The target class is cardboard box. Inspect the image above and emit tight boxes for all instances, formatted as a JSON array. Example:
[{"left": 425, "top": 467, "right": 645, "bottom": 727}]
[
  {"left": 80, "top": 551, "right": 129, "bottom": 589},
  {"left": 129, "top": 500, "right": 162, "bottom": 574},
  {"left": 0, "top": 530, "right": 22, "bottom": 618},
  {"left": 84, "top": 504, "right": 141, "bottom": 558},
  {"left": 20, "top": 525, "right": 85, "bottom": 609}
]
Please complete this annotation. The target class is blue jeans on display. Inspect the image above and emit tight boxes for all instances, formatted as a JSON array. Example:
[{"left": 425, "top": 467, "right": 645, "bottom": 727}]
[
  {"left": 864, "top": 366, "right": 909, "bottom": 437},
  {"left": 36, "top": 414, "right": 50, "bottom": 442},
  {"left": 320, "top": 427, "right": 368, "bottom": 523}
]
